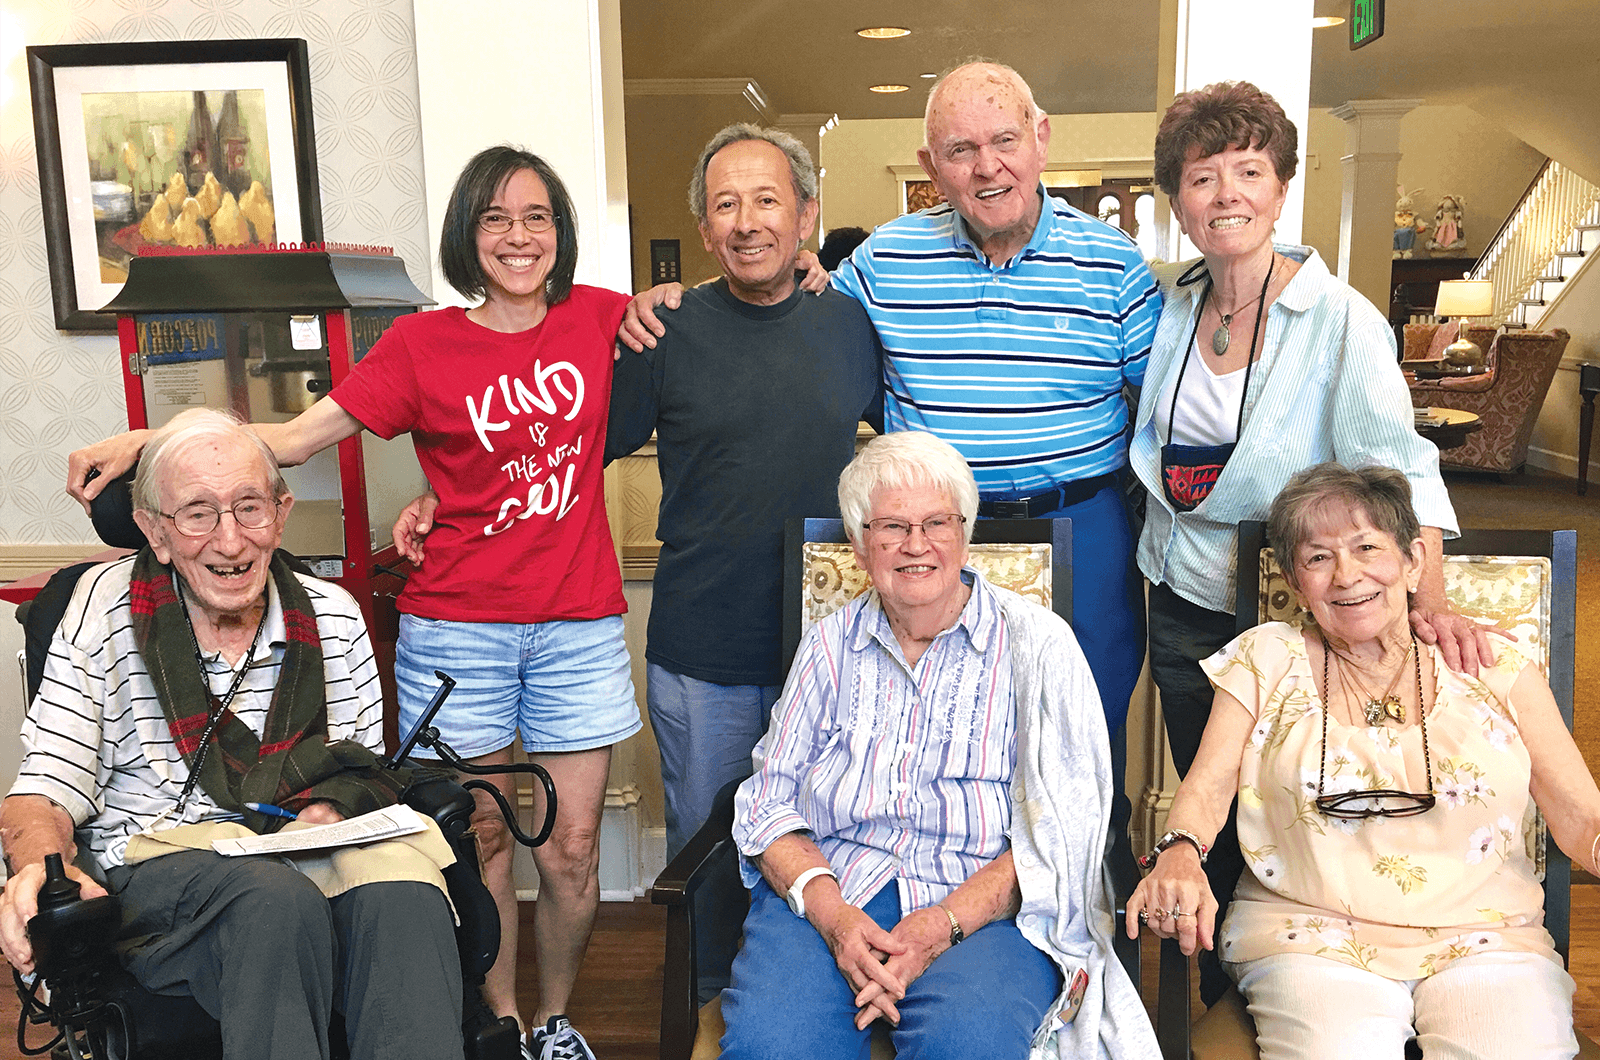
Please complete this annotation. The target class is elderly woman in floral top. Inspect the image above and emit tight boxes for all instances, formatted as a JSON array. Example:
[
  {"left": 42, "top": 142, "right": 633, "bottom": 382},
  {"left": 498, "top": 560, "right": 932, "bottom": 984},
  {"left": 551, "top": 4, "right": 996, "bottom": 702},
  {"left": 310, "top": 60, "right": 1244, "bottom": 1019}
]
[{"left": 1127, "top": 463, "right": 1600, "bottom": 1059}]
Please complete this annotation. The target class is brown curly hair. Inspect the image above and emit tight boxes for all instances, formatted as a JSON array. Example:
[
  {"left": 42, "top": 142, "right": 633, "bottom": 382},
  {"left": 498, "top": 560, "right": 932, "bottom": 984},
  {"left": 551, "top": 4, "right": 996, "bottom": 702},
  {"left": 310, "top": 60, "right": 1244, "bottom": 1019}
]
[{"left": 1154, "top": 81, "right": 1298, "bottom": 198}]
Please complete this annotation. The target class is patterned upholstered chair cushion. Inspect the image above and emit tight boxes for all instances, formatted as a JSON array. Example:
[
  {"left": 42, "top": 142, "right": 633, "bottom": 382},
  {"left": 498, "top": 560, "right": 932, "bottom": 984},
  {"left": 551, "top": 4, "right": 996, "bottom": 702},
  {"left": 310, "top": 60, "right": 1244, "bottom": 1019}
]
[
  {"left": 1256, "top": 548, "right": 1553, "bottom": 874},
  {"left": 799, "top": 541, "right": 1051, "bottom": 638}
]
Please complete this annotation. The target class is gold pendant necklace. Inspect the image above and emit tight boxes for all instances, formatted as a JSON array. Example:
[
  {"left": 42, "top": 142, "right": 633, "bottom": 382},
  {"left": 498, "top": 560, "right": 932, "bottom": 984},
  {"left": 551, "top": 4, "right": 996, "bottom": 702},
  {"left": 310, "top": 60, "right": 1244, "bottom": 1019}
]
[{"left": 1332, "top": 643, "right": 1412, "bottom": 725}]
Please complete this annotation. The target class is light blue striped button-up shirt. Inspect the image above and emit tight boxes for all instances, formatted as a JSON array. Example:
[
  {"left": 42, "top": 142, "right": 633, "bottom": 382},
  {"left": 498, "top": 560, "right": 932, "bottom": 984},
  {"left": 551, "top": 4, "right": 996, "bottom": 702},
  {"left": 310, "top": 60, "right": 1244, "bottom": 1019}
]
[
  {"left": 1131, "top": 245, "right": 1459, "bottom": 615},
  {"left": 734, "top": 569, "right": 1015, "bottom": 913},
  {"left": 831, "top": 190, "right": 1162, "bottom": 498}
]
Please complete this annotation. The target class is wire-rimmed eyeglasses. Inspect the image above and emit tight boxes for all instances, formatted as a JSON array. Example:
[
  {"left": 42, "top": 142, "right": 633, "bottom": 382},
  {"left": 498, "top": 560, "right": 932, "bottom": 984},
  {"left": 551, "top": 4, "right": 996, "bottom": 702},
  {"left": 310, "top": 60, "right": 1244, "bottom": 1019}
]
[
  {"left": 159, "top": 498, "right": 280, "bottom": 537},
  {"left": 862, "top": 513, "right": 967, "bottom": 545},
  {"left": 477, "top": 211, "right": 558, "bottom": 234}
]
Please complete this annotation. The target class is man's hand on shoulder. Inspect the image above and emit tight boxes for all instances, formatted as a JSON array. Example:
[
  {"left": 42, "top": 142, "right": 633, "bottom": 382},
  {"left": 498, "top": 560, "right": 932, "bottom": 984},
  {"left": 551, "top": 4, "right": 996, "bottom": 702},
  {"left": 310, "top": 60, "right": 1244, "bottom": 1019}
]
[
  {"left": 0, "top": 859, "right": 107, "bottom": 976},
  {"left": 615, "top": 283, "right": 685, "bottom": 357},
  {"left": 796, "top": 249, "right": 828, "bottom": 294}
]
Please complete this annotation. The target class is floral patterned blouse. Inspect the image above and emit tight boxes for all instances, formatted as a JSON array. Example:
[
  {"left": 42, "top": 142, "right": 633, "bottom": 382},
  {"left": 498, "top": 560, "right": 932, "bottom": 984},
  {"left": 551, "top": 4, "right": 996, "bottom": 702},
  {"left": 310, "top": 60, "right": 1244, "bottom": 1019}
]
[{"left": 1202, "top": 622, "right": 1558, "bottom": 980}]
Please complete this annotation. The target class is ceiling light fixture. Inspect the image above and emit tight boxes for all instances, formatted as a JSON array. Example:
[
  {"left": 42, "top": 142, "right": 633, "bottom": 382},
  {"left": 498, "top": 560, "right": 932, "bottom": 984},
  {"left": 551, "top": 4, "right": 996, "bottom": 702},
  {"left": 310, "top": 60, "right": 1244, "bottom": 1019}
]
[
  {"left": 1311, "top": 15, "right": 1345, "bottom": 27},
  {"left": 857, "top": 27, "right": 910, "bottom": 39},
  {"left": 920, "top": 72, "right": 937, "bottom": 79},
  {"left": 869, "top": 84, "right": 910, "bottom": 93}
]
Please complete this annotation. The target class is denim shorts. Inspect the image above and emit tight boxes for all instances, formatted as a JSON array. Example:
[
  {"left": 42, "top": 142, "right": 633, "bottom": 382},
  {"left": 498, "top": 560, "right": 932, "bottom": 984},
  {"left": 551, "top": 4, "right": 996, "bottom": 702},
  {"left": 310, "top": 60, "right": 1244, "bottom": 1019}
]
[{"left": 395, "top": 613, "right": 641, "bottom": 758}]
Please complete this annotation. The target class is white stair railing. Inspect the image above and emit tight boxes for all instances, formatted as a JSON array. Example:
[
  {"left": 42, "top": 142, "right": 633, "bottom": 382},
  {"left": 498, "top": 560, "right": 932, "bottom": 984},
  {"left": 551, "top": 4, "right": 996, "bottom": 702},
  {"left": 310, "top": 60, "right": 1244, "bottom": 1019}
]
[{"left": 1470, "top": 160, "right": 1600, "bottom": 325}]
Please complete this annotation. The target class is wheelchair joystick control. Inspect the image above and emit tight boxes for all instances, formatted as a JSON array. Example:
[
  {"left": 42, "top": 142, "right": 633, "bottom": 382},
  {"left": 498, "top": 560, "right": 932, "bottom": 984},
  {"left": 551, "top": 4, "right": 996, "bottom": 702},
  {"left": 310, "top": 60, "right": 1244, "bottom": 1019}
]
[
  {"left": 37, "top": 853, "right": 80, "bottom": 910},
  {"left": 28, "top": 854, "right": 121, "bottom": 980}
]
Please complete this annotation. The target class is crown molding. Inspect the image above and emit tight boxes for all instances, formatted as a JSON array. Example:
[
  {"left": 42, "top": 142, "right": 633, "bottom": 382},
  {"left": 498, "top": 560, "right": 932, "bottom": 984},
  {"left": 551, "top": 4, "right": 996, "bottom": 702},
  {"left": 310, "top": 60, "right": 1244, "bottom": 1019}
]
[{"left": 624, "top": 78, "right": 772, "bottom": 119}]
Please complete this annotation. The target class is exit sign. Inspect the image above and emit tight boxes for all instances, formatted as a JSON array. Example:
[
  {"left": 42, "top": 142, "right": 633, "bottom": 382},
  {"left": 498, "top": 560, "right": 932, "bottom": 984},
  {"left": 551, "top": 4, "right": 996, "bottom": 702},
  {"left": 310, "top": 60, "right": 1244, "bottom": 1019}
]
[{"left": 1350, "top": 0, "right": 1385, "bottom": 49}]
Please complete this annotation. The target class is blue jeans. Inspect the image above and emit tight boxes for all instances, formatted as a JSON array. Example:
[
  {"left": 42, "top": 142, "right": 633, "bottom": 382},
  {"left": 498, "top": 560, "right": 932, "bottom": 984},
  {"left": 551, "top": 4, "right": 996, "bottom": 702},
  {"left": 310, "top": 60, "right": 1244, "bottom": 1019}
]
[
  {"left": 721, "top": 881, "right": 1061, "bottom": 1060},
  {"left": 647, "top": 665, "right": 779, "bottom": 1002}
]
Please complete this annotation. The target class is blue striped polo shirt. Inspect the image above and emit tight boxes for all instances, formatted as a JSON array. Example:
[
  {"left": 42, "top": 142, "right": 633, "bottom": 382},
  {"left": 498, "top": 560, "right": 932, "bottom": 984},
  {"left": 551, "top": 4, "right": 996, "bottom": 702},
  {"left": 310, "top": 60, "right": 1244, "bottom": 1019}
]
[{"left": 831, "top": 190, "right": 1161, "bottom": 497}]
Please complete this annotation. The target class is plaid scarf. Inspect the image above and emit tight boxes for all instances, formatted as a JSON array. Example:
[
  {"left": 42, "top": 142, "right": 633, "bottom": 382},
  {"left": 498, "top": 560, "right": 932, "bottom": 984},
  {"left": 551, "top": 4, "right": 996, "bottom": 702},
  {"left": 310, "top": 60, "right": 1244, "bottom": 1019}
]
[{"left": 129, "top": 547, "right": 405, "bottom": 833}]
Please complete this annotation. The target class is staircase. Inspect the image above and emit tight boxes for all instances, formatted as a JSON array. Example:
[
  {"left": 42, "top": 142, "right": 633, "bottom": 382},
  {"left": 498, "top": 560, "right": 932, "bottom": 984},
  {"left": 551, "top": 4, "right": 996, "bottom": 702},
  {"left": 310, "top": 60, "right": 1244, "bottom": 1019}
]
[{"left": 1469, "top": 160, "right": 1600, "bottom": 327}]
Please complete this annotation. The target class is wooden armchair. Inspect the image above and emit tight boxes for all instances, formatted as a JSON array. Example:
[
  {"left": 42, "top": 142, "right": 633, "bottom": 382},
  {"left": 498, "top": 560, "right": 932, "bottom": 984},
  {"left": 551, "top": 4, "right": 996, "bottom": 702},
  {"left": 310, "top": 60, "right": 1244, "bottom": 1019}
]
[
  {"left": 1159, "top": 524, "right": 1597, "bottom": 1059},
  {"left": 1408, "top": 328, "right": 1571, "bottom": 474}
]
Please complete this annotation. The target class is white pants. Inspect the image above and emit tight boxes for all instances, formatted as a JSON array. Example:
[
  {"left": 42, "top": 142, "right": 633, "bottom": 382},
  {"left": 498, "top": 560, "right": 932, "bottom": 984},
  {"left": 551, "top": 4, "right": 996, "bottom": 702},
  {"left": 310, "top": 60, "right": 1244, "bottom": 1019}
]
[{"left": 1230, "top": 951, "right": 1578, "bottom": 1060}]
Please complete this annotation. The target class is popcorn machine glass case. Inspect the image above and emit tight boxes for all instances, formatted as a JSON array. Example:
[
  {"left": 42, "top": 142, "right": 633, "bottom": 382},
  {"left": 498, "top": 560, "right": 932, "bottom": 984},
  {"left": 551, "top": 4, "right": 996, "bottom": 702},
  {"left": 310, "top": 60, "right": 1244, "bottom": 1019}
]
[{"left": 103, "top": 242, "right": 434, "bottom": 609}]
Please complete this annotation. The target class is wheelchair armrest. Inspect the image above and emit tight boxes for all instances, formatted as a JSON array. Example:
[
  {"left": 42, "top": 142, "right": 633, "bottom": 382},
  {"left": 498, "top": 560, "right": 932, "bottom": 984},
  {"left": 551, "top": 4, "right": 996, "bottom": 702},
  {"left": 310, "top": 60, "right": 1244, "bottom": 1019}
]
[{"left": 650, "top": 779, "right": 741, "bottom": 909}]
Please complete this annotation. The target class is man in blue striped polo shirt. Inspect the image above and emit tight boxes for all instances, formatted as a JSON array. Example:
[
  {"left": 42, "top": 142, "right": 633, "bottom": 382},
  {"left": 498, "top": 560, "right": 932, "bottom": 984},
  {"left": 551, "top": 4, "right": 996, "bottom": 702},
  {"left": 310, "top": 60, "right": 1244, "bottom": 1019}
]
[
  {"left": 619, "top": 62, "right": 1160, "bottom": 822},
  {"left": 829, "top": 61, "right": 1160, "bottom": 775}
]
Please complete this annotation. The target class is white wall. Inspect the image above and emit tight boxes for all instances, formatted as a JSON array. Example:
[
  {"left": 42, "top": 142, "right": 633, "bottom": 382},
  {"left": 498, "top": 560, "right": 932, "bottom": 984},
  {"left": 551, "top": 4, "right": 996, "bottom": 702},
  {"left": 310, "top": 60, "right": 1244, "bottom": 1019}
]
[{"left": 0, "top": 0, "right": 434, "bottom": 551}]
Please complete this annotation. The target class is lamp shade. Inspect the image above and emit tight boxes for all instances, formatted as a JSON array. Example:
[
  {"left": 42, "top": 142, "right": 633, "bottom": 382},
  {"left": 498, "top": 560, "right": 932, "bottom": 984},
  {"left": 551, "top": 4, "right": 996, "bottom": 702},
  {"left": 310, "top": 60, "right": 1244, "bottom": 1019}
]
[{"left": 1435, "top": 279, "right": 1493, "bottom": 318}]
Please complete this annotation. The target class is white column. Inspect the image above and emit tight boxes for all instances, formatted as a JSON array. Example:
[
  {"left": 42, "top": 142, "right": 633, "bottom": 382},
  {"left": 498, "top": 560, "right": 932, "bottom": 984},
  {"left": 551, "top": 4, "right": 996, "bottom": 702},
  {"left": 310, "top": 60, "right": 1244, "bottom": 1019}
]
[
  {"left": 412, "top": 0, "right": 631, "bottom": 303},
  {"left": 1157, "top": 0, "right": 1314, "bottom": 261},
  {"left": 1330, "top": 99, "right": 1423, "bottom": 310}
]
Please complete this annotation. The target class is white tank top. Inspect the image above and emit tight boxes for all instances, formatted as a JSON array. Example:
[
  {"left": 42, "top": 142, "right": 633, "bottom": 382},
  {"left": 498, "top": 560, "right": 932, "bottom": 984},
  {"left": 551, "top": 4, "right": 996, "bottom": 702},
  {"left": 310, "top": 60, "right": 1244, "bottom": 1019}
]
[{"left": 1152, "top": 337, "right": 1249, "bottom": 448}]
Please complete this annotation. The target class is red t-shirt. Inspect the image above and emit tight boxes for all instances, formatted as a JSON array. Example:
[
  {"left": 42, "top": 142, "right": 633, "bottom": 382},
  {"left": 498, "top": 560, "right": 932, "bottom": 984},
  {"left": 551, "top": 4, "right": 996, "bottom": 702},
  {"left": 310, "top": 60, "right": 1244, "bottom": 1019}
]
[{"left": 330, "top": 288, "right": 628, "bottom": 623}]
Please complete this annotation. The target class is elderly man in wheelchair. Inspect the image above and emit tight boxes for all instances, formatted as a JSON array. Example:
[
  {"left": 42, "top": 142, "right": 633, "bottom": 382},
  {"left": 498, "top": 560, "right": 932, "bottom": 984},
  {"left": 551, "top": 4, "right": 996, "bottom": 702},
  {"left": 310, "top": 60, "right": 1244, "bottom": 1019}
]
[
  {"left": 0, "top": 408, "right": 467, "bottom": 1060},
  {"left": 720, "top": 431, "right": 1158, "bottom": 1059}
]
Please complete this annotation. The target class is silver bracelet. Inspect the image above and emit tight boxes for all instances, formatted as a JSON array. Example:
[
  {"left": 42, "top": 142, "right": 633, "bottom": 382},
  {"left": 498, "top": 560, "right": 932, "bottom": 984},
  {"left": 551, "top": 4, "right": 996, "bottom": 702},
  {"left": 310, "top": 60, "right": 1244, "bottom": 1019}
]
[{"left": 1137, "top": 828, "right": 1210, "bottom": 871}]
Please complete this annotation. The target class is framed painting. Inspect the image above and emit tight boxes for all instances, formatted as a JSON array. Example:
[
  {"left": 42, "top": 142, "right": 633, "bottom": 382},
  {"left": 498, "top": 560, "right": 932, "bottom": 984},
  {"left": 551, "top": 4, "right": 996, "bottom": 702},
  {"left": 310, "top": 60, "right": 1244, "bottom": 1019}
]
[{"left": 27, "top": 39, "right": 323, "bottom": 332}]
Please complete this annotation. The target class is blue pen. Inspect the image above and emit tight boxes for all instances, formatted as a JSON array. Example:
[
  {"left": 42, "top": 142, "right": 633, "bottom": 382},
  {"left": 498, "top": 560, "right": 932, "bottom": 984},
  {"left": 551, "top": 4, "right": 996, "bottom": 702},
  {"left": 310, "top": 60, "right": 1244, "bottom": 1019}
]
[{"left": 244, "top": 801, "right": 298, "bottom": 820}]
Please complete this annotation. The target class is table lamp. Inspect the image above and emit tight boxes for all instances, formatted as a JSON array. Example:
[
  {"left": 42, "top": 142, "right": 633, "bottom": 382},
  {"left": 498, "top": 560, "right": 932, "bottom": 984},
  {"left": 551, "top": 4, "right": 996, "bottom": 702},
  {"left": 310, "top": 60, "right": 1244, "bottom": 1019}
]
[{"left": 1434, "top": 278, "right": 1494, "bottom": 369}]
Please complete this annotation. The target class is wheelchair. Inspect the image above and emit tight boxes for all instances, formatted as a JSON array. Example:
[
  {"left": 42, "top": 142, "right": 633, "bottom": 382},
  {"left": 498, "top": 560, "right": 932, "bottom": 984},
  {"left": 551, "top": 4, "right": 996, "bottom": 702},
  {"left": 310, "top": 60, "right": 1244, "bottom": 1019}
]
[{"left": 8, "top": 469, "right": 549, "bottom": 1060}]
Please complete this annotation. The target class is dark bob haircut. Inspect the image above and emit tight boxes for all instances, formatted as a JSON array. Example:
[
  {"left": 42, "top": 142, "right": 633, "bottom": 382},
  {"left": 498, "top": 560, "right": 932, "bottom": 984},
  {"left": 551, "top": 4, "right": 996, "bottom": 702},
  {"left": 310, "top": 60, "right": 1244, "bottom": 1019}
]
[
  {"left": 1266, "top": 463, "right": 1421, "bottom": 592},
  {"left": 1154, "top": 81, "right": 1299, "bottom": 198},
  {"left": 439, "top": 146, "right": 579, "bottom": 306}
]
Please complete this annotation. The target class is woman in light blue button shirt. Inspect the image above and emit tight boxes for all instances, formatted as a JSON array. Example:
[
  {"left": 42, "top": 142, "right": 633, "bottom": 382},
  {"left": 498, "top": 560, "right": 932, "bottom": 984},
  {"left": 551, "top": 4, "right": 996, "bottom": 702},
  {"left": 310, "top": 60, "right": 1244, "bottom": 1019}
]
[{"left": 1126, "top": 80, "right": 1499, "bottom": 1006}]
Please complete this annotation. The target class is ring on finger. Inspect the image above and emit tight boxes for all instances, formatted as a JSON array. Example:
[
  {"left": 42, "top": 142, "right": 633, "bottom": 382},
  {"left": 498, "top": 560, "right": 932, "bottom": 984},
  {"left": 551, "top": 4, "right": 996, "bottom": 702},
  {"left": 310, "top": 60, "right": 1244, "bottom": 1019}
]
[
  {"left": 1137, "top": 910, "right": 1149, "bottom": 923},
  {"left": 1167, "top": 907, "right": 1185, "bottom": 919}
]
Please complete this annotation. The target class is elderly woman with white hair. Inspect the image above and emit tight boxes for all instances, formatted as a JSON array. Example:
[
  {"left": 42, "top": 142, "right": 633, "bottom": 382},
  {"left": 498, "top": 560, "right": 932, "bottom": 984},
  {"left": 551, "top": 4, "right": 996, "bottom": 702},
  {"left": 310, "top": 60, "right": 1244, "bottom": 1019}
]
[{"left": 722, "top": 431, "right": 1157, "bottom": 1060}]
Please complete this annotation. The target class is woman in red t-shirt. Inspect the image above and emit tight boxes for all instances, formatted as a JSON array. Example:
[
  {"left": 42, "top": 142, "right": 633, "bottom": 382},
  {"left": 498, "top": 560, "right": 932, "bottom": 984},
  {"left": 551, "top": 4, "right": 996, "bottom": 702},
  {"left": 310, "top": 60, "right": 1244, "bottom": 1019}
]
[{"left": 67, "top": 147, "right": 636, "bottom": 1059}]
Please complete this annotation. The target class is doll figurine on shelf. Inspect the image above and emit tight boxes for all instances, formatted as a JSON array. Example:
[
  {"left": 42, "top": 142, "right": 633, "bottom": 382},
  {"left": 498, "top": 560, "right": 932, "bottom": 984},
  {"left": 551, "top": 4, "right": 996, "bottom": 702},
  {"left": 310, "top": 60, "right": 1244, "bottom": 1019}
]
[
  {"left": 1393, "top": 185, "right": 1429, "bottom": 259},
  {"left": 1427, "top": 194, "right": 1467, "bottom": 253}
]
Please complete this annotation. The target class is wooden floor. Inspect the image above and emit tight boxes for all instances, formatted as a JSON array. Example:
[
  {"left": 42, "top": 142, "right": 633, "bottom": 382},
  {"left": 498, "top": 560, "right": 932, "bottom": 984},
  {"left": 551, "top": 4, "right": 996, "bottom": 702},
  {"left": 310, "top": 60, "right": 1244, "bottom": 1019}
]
[{"left": 2, "top": 887, "right": 1594, "bottom": 1059}]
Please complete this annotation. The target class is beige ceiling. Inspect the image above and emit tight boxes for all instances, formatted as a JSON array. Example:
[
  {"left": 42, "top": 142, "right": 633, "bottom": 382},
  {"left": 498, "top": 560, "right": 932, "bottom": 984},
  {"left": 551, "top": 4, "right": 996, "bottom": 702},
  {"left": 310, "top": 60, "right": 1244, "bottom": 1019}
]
[{"left": 621, "top": 0, "right": 1600, "bottom": 180}]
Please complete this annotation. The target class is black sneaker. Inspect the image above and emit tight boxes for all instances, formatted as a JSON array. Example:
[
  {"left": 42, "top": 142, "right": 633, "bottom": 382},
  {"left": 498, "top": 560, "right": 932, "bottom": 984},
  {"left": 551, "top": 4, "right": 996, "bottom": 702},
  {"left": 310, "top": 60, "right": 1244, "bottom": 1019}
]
[{"left": 526, "top": 1016, "right": 597, "bottom": 1060}]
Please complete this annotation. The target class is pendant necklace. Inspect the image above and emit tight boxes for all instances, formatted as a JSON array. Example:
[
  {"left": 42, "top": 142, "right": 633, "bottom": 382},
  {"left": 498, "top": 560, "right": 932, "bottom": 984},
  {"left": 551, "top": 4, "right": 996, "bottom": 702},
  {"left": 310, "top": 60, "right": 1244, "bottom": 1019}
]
[
  {"left": 1210, "top": 255, "right": 1276, "bottom": 356},
  {"left": 1331, "top": 638, "right": 1413, "bottom": 725}
]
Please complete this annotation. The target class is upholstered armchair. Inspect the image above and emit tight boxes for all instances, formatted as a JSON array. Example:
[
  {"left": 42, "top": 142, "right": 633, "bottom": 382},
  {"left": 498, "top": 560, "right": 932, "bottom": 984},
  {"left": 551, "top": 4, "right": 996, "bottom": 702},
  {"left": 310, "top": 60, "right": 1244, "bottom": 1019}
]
[{"left": 1408, "top": 327, "right": 1571, "bottom": 474}]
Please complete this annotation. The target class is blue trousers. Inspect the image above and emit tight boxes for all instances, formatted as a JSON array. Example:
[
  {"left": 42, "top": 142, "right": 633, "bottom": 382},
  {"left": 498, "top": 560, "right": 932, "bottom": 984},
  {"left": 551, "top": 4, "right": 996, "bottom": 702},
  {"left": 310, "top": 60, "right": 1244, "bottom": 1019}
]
[
  {"left": 647, "top": 664, "right": 779, "bottom": 1001},
  {"left": 1033, "top": 483, "right": 1143, "bottom": 737},
  {"left": 721, "top": 881, "right": 1061, "bottom": 1060}
]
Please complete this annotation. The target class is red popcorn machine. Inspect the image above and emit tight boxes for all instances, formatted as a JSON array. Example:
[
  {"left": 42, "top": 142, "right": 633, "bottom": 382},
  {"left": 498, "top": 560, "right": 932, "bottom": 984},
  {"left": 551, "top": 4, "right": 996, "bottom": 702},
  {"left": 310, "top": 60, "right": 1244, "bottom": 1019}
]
[{"left": 94, "top": 241, "right": 433, "bottom": 619}]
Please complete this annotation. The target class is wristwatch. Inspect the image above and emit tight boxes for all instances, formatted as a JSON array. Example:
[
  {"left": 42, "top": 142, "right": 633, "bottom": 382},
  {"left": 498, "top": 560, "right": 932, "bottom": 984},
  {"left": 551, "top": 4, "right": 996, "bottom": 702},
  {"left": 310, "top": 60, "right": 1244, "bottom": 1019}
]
[
  {"left": 938, "top": 903, "right": 964, "bottom": 947},
  {"left": 785, "top": 866, "right": 837, "bottom": 917}
]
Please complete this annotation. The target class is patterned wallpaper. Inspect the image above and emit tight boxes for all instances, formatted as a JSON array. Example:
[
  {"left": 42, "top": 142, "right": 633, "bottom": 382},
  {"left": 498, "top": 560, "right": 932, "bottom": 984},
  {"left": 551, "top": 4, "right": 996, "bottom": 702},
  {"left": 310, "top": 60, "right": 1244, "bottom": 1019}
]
[{"left": 0, "top": 0, "right": 429, "bottom": 546}]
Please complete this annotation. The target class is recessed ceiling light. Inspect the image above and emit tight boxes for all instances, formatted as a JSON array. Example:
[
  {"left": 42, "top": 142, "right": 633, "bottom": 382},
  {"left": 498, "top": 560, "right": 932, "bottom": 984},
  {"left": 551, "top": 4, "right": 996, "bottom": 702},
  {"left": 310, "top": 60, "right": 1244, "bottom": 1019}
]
[
  {"left": 870, "top": 84, "right": 910, "bottom": 93},
  {"left": 1311, "top": 15, "right": 1345, "bottom": 27},
  {"left": 920, "top": 72, "right": 937, "bottom": 79},
  {"left": 857, "top": 27, "right": 910, "bottom": 39}
]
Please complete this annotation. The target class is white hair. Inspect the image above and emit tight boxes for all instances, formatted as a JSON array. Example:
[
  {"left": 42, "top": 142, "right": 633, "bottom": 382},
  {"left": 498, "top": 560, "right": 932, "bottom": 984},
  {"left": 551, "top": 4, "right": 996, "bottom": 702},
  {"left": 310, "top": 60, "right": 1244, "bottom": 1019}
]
[
  {"left": 838, "top": 432, "right": 979, "bottom": 545},
  {"left": 132, "top": 408, "right": 287, "bottom": 513}
]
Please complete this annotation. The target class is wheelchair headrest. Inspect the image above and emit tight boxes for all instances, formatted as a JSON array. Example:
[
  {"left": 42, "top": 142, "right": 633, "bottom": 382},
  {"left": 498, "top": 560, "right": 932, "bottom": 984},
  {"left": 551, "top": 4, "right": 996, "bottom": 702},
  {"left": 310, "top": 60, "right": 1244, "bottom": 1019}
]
[{"left": 88, "top": 467, "right": 149, "bottom": 551}]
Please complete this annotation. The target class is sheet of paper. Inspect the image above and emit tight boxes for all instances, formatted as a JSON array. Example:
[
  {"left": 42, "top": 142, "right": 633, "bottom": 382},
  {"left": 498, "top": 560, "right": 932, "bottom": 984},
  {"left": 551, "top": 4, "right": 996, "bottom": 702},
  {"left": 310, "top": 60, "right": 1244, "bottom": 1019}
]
[{"left": 211, "top": 804, "right": 427, "bottom": 857}]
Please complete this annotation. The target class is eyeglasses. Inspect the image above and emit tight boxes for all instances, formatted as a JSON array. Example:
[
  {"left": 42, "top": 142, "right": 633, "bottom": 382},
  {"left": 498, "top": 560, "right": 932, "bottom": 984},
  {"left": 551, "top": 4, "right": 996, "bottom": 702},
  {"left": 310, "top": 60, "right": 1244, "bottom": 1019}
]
[
  {"left": 477, "top": 210, "right": 557, "bottom": 234},
  {"left": 160, "top": 498, "right": 280, "bottom": 537},
  {"left": 862, "top": 513, "right": 966, "bottom": 544},
  {"left": 1315, "top": 632, "right": 1435, "bottom": 820}
]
